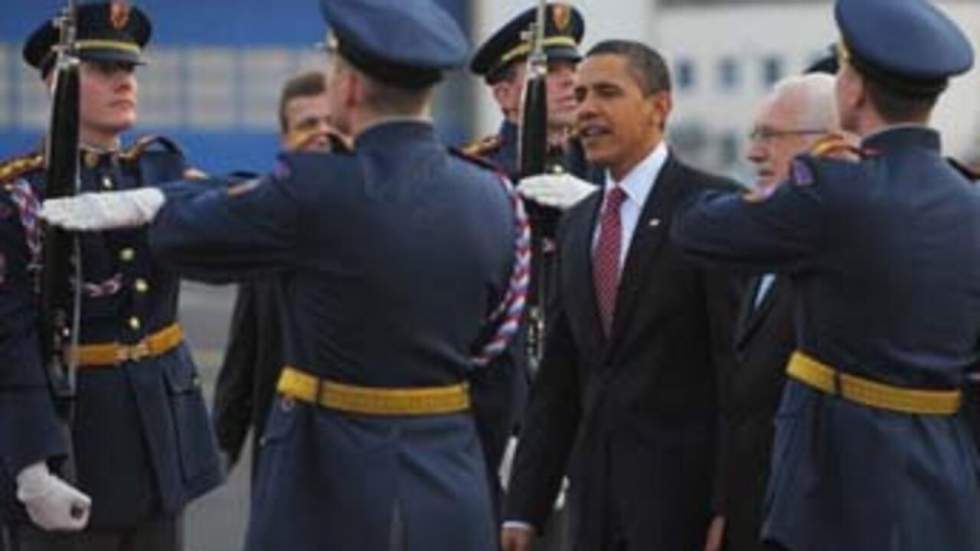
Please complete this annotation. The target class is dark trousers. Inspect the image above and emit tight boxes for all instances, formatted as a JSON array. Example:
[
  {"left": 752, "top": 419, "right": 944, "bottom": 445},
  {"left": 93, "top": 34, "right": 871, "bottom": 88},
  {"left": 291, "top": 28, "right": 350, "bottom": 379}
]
[{"left": 10, "top": 515, "right": 181, "bottom": 551}]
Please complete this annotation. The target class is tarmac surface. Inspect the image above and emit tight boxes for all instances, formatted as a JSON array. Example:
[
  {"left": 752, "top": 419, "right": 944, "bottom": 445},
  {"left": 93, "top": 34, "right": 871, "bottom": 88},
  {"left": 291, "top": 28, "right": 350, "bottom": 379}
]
[{"left": 178, "top": 282, "right": 249, "bottom": 551}]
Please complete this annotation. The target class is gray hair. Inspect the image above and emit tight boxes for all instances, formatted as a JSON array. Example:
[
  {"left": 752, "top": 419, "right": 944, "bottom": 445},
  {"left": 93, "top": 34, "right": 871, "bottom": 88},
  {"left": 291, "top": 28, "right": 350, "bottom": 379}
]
[{"left": 770, "top": 73, "right": 838, "bottom": 131}]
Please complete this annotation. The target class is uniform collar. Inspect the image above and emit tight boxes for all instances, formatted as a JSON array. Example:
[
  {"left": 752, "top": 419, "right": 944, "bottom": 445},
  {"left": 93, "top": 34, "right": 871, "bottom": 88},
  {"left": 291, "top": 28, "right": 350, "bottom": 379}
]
[
  {"left": 80, "top": 142, "right": 121, "bottom": 168},
  {"left": 499, "top": 120, "right": 518, "bottom": 145},
  {"left": 861, "top": 124, "right": 941, "bottom": 153},
  {"left": 354, "top": 119, "right": 437, "bottom": 150}
]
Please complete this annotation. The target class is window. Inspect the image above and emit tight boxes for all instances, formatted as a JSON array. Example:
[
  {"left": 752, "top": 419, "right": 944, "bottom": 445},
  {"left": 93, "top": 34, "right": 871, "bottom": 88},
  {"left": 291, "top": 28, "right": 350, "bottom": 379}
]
[
  {"left": 719, "top": 130, "right": 739, "bottom": 167},
  {"left": 0, "top": 44, "right": 9, "bottom": 128},
  {"left": 16, "top": 62, "right": 46, "bottom": 130},
  {"left": 187, "top": 48, "right": 237, "bottom": 130},
  {"left": 675, "top": 58, "right": 696, "bottom": 92},
  {"left": 139, "top": 48, "right": 183, "bottom": 128},
  {"left": 762, "top": 55, "right": 783, "bottom": 88},
  {"left": 717, "top": 57, "right": 739, "bottom": 91},
  {"left": 241, "top": 48, "right": 296, "bottom": 130}
]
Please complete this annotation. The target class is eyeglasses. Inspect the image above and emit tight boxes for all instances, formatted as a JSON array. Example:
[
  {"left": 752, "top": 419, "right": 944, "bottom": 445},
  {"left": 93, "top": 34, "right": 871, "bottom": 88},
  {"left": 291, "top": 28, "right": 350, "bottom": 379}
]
[{"left": 748, "top": 127, "right": 827, "bottom": 143}]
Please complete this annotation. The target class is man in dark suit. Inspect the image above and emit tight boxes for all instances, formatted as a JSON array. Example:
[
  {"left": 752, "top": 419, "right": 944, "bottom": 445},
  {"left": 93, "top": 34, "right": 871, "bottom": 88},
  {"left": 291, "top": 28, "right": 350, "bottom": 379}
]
[
  {"left": 502, "top": 40, "right": 742, "bottom": 551},
  {"left": 673, "top": 1, "right": 979, "bottom": 549},
  {"left": 716, "top": 73, "right": 841, "bottom": 551}
]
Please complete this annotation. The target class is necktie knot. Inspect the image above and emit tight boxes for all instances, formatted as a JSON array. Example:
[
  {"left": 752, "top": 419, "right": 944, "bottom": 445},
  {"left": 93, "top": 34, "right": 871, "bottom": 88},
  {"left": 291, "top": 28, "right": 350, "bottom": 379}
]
[{"left": 604, "top": 186, "right": 627, "bottom": 212}]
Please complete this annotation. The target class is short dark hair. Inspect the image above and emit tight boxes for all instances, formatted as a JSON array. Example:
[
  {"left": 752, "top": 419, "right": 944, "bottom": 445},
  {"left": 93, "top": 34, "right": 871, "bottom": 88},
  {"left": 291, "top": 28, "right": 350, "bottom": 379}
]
[
  {"left": 863, "top": 77, "right": 937, "bottom": 124},
  {"left": 278, "top": 71, "right": 327, "bottom": 133},
  {"left": 586, "top": 40, "right": 671, "bottom": 96},
  {"left": 485, "top": 59, "right": 522, "bottom": 86}
]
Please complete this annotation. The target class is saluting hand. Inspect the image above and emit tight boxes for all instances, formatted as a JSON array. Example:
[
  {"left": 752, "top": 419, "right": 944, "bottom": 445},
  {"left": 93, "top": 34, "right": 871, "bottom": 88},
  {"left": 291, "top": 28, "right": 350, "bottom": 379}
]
[
  {"left": 517, "top": 173, "right": 596, "bottom": 211},
  {"left": 40, "top": 188, "right": 166, "bottom": 231}
]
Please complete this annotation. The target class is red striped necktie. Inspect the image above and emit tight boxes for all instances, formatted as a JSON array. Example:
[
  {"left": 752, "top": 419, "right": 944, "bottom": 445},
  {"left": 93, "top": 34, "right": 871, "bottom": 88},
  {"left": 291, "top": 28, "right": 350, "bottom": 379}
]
[{"left": 593, "top": 186, "right": 627, "bottom": 335}]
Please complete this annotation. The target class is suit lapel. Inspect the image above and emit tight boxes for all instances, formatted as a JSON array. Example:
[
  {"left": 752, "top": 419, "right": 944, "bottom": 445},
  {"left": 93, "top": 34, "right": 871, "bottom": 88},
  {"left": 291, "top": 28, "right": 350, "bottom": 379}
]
[
  {"left": 607, "top": 155, "right": 686, "bottom": 346},
  {"left": 736, "top": 275, "right": 781, "bottom": 350},
  {"left": 567, "top": 192, "right": 605, "bottom": 345}
]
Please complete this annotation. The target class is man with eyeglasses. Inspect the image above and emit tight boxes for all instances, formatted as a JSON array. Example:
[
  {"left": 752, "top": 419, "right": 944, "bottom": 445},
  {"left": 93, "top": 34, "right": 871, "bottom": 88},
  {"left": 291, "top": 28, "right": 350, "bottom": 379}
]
[
  {"left": 709, "top": 72, "right": 843, "bottom": 551},
  {"left": 673, "top": 0, "right": 979, "bottom": 548}
]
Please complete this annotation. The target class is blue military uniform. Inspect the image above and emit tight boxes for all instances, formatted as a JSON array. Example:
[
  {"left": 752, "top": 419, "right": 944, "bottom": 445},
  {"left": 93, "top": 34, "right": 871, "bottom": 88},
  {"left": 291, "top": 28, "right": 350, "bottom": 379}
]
[
  {"left": 464, "top": 8, "right": 590, "bottom": 524},
  {"left": 0, "top": 138, "right": 223, "bottom": 532},
  {"left": 672, "top": 1, "right": 978, "bottom": 549},
  {"left": 466, "top": 2, "right": 588, "bottom": 183},
  {"left": 1, "top": 4, "right": 221, "bottom": 548},
  {"left": 144, "top": 1, "right": 526, "bottom": 549}
]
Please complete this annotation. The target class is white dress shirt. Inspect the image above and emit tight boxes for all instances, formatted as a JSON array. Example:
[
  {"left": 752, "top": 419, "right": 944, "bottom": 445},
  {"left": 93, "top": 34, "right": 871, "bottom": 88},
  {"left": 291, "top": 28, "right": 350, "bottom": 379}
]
[
  {"left": 592, "top": 141, "right": 669, "bottom": 268},
  {"left": 754, "top": 273, "right": 776, "bottom": 309}
]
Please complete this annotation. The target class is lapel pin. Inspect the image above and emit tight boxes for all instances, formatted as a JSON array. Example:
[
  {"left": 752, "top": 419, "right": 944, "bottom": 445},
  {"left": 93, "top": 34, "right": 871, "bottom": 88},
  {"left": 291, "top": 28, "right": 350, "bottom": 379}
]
[{"left": 649, "top": 218, "right": 661, "bottom": 228}]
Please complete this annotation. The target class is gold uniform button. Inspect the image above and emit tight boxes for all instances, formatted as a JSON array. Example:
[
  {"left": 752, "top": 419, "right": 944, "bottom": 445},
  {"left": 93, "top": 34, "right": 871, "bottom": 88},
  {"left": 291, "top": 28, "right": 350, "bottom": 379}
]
[
  {"left": 84, "top": 151, "right": 99, "bottom": 168},
  {"left": 128, "top": 316, "right": 141, "bottom": 331},
  {"left": 119, "top": 248, "right": 135, "bottom": 262},
  {"left": 102, "top": 175, "right": 114, "bottom": 189},
  {"left": 134, "top": 279, "right": 149, "bottom": 293}
]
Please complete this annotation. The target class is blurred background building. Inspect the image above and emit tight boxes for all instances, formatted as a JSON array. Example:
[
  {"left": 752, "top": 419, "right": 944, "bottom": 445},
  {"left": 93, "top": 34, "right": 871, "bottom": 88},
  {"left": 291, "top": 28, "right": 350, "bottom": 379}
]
[
  {"left": 2, "top": 1, "right": 977, "bottom": 178},
  {"left": 474, "top": 0, "right": 980, "bottom": 181},
  {"left": 0, "top": 0, "right": 472, "bottom": 173},
  {"left": 0, "top": 2, "right": 977, "bottom": 549}
]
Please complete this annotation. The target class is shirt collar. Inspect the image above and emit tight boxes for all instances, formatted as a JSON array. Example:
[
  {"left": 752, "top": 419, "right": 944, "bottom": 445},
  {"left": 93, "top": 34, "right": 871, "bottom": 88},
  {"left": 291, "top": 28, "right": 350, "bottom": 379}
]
[{"left": 603, "top": 141, "right": 669, "bottom": 207}]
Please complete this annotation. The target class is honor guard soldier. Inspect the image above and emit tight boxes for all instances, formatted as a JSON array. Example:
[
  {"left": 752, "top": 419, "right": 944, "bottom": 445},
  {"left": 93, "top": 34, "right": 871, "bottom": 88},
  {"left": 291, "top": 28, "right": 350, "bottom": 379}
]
[
  {"left": 467, "top": 3, "right": 589, "bottom": 183},
  {"left": 41, "top": 0, "right": 530, "bottom": 550},
  {"left": 0, "top": 4, "right": 222, "bottom": 551},
  {"left": 673, "top": 0, "right": 979, "bottom": 549},
  {"left": 465, "top": 4, "right": 593, "bottom": 524}
]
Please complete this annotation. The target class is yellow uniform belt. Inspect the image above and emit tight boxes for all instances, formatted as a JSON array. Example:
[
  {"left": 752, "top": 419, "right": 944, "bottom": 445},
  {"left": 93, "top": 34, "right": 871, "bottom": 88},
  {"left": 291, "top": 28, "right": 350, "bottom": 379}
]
[
  {"left": 70, "top": 323, "right": 183, "bottom": 367},
  {"left": 276, "top": 366, "right": 470, "bottom": 416},
  {"left": 786, "top": 350, "right": 961, "bottom": 415}
]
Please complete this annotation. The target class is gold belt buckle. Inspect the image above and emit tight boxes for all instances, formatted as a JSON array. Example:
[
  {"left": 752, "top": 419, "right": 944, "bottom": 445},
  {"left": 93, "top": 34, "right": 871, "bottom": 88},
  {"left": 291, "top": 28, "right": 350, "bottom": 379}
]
[{"left": 117, "top": 341, "right": 150, "bottom": 363}]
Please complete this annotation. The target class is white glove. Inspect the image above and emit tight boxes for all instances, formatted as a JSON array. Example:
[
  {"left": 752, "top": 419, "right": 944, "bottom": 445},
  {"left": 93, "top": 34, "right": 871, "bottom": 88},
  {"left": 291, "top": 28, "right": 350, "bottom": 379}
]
[
  {"left": 517, "top": 173, "right": 596, "bottom": 210},
  {"left": 16, "top": 462, "right": 91, "bottom": 532},
  {"left": 40, "top": 188, "right": 166, "bottom": 231}
]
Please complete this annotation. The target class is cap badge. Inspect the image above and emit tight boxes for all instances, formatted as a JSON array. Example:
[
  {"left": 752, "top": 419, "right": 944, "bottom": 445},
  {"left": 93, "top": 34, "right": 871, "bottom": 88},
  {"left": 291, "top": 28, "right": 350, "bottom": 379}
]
[
  {"left": 552, "top": 4, "right": 571, "bottom": 33},
  {"left": 110, "top": 1, "right": 131, "bottom": 30}
]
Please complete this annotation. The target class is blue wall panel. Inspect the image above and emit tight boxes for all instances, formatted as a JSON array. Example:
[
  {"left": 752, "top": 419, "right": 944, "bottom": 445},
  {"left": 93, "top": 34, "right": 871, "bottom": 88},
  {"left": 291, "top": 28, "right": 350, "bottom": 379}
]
[{"left": 1, "top": 1, "right": 472, "bottom": 174}]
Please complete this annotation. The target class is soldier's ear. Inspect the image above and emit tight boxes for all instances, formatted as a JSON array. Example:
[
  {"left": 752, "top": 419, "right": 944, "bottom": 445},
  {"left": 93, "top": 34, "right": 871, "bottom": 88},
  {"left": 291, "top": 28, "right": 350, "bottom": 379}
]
[
  {"left": 491, "top": 79, "right": 520, "bottom": 113},
  {"left": 337, "top": 70, "right": 359, "bottom": 109},
  {"left": 836, "top": 63, "right": 864, "bottom": 115}
]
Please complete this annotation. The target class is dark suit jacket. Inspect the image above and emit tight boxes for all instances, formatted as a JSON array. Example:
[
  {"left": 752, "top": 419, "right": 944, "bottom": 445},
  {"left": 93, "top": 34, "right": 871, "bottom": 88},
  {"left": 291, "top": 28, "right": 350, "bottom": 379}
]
[
  {"left": 722, "top": 276, "right": 794, "bottom": 551},
  {"left": 213, "top": 278, "right": 289, "bottom": 476},
  {"left": 505, "top": 153, "right": 742, "bottom": 550}
]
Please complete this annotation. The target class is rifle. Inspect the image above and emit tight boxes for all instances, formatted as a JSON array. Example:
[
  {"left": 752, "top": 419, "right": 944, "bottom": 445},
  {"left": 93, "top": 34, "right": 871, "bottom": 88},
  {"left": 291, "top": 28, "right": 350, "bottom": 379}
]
[
  {"left": 38, "top": 0, "right": 82, "bottom": 483},
  {"left": 518, "top": 0, "right": 552, "bottom": 373}
]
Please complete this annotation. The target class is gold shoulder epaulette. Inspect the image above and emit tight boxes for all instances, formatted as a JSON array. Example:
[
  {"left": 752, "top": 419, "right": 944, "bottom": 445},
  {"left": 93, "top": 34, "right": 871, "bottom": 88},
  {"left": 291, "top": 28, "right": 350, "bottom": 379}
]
[
  {"left": 119, "top": 134, "right": 184, "bottom": 162},
  {"left": 809, "top": 133, "right": 862, "bottom": 162},
  {"left": 183, "top": 167, "right": 209, "bottom": 180},
  {"left": 0, "top": 152, "right": 44, "bottom": 186},
  {"left": 462, "top": 134, "right": 502, "bottom": 158}
]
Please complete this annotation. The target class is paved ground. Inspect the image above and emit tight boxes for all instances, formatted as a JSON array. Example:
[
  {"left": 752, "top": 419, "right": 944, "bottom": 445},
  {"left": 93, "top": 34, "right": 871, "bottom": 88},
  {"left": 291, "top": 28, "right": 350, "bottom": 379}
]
[{"left": 178, "top": 282, "right": 251, "bottom": 551}]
